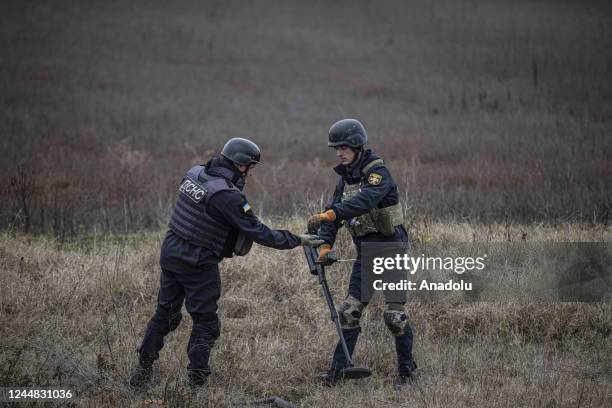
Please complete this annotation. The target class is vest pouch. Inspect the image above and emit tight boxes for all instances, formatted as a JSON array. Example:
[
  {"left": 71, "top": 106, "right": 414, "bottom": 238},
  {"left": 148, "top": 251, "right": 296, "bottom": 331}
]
[
  {"left": 370, "top": 202, "right": 404, "bottom": 236},
  {"left": 346, "top": 215, "right": 378, "bottom": 237},
  {"left": 233, "top": 232, "right": 253, "bottom": 256}
]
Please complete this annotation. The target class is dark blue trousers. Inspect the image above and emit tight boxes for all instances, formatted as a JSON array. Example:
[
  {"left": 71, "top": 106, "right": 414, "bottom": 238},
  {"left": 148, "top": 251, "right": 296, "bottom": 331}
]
[
  {"left": 137, "top": 232, "right": 222, "bottom": 382},
  {"left": 330, "top": 227, "right": 417, "bottom": 376}
]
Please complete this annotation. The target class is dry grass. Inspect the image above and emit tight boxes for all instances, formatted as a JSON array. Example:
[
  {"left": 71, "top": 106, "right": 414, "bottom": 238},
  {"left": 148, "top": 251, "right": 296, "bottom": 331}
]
[
  {"left": 1, "top": 0, "right": 612, "bottom": 235},
  {"left": 1, "top": 2, "right": 610, "bottom": 405},
  {"left": 1, "top": 219, "right": 610, "bottom": 407}
]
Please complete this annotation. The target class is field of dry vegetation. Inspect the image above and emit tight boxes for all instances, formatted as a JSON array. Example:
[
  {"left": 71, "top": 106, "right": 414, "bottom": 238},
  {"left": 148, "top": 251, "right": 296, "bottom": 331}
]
[
  {"left": 1, "top": 0, "right": 611, "bottom": 407},
  {"left": 1, "top": 0, "right": 611, "bottom": 236},
  {"left": 1, "top": 221, "right": 611, "bottom": 407}
]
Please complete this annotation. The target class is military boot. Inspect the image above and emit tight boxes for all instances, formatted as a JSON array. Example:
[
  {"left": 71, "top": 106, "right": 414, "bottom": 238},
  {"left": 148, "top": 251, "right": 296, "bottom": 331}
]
[
  {"left": 129, "top": 362, "right": 153, "bottom": 388},
  {"left": 188, "top": 368, "right": 210, "bottom": 390}
]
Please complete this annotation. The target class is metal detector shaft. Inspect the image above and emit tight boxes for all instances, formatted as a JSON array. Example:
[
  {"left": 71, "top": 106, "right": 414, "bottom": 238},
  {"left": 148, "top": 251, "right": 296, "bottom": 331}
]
[
  {"left": 303, "top": 244, "right": 354, "bottom": 367},
  {"left": 319, "top": 268, "right": 354, "bottom": 367}
]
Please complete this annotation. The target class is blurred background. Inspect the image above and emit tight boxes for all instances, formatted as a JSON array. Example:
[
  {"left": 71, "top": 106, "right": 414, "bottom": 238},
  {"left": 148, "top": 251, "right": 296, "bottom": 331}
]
[{"left": 2, "top": 0, "right": 611, "bottom": 237}]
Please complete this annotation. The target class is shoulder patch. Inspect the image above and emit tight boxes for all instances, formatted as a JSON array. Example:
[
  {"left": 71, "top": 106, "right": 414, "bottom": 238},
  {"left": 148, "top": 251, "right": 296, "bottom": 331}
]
[
  {"left": 367, "top": 172, "right": 383, "bottom": 185},
  {"left": 242, "top": 201, "right": 252, "bottom": 214}
]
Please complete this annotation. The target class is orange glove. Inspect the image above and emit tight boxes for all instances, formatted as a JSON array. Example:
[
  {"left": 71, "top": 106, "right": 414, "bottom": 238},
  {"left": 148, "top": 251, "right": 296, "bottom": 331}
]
[
  {"left": 317, "top": 244, "right": 333, "bottom": 264},
  {"left": 309, "top": 209, "right": 337, "bottom": 225}
]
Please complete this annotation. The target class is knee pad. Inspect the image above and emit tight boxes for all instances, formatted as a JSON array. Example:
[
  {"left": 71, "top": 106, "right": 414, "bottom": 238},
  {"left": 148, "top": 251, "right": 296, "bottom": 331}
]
[
  {"left": 384, "top": 303, "right": 407, "bottom": 336},
  {"left": 338, "top": 295, "right": 364, "bottom": 329}
]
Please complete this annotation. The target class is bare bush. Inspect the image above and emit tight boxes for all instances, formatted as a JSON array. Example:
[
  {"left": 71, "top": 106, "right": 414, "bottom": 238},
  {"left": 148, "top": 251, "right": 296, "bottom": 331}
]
[{"left": 8, "top": 164, "right": 38, "bottom": 234}]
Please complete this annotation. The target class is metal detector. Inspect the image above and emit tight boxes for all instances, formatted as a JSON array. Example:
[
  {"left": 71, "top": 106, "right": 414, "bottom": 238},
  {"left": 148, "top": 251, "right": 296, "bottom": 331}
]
[{"left": 303, "top": 229, "right": 372, "bottom": 380}]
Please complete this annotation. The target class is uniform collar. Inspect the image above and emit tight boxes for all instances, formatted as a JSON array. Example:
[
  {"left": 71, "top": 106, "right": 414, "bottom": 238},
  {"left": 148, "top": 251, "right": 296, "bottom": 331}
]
[
  {"left": 205, "top": 157, "right": 246, "bottom": 190},
  {"left": 333, "top": 149, "right": 377, "bottom": 183}
]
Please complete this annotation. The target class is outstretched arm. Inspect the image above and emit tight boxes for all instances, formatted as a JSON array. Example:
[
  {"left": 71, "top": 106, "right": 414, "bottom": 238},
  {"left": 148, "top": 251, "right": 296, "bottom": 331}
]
[{"left": 210, "top": 191, "right": 300, "bottom": 250}]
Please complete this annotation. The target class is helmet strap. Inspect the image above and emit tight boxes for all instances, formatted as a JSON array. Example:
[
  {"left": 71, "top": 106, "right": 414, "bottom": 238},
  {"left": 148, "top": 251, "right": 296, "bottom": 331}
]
[{"left": 349, "top": 149, "right": 362, "bottom": 166}]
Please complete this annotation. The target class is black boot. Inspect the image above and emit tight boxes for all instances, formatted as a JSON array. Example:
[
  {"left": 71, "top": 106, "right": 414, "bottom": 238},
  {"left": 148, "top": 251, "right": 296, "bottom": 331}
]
[
  {"left": 129, "top": 362, "right": 153, "bottom": 388},
  {"left": 188, "top": 369, "right": 210, "bottom": 390},
  {"left": 321, "top": 327, "right": 361, "bottom": 387}
]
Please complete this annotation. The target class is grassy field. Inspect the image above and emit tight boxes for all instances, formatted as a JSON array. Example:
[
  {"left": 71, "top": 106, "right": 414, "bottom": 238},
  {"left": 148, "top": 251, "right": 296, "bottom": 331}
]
[
  {"left": 1, "top": 0, "right": 611, "bottom": 235},
  {"left": 1, "top": 220, "right": 610, "bottom": 407},
  {"left": 1, "top": 1, "right": 611, "bottom": 406}
]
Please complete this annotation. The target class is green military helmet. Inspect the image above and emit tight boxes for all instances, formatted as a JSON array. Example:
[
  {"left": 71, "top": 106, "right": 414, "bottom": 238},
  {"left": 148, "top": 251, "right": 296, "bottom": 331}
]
[
  {"left": 221, "top": 137, "right": 261, "bottom": 166},
  {"left": 328, "top": 119, "right": 368, "bottom": 148}
]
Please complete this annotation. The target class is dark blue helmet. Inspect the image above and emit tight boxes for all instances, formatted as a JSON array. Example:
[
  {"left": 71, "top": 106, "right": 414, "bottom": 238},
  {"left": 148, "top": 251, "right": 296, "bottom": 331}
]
[
  {"left": 328, "top": 119, "right": 368, "bottom": 148},
  {"left": 221, "top": 138, "right": 261, "bottom": 166}
]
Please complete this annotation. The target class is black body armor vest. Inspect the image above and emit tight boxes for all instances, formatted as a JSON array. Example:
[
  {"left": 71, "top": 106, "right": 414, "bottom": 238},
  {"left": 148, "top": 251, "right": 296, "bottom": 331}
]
[{"left": 169, "top": 165, "right": 240, "bottom": 257}]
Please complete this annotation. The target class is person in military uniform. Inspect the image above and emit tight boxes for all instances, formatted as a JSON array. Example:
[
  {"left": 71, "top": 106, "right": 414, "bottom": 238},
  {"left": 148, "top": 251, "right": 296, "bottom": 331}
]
[
  {"left": 309, "top": 119, "right": 417, "bottom": 388},
  {"left": 130, "top": 138, "right": 322, "bottom": 388}
]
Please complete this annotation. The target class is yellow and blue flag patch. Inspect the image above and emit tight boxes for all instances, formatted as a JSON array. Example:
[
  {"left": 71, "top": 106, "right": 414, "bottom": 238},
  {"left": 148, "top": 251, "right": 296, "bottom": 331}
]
[{"left": 242, "top": 202, "right": 252, "bottom": 214}]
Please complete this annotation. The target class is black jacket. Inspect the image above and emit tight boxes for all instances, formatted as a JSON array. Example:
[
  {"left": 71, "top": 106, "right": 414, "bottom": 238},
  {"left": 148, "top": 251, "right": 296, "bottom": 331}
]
[
  {"left": 163, "top": 157, "right": 300, "bottom": 271},
  {"left": 318, "top": 149, "right": 401, "bottom": 246}
]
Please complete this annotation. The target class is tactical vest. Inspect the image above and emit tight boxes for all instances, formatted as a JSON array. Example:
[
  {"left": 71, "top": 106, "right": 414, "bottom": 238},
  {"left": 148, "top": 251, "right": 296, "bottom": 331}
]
[
  {"left": 169, "top": 165, "right": 244, "bottom": 257},
  {"left": 341, "top": 159, "right": 405, "bottom": 237}
]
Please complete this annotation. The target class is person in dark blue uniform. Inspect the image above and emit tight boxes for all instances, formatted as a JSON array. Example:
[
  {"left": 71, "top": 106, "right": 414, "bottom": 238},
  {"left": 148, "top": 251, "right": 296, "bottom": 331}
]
[
  {"left": 309, "top": 119, "right": 417, "bottom": 388},
  {"left": 130, "top": 138, "right": 322, "bottom": 388}
]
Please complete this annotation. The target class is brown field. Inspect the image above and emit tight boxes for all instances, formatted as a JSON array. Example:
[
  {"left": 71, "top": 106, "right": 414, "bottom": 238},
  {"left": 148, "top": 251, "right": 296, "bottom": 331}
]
[
  {"left": 1, "top": 1, "right": 611, "bottom": 407},
  {"left": 1, "top": 221, "right": 611, "bottom": 407},
  {"left": 1, "top": 0, "right": 612, "bottom": 236}
]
